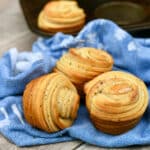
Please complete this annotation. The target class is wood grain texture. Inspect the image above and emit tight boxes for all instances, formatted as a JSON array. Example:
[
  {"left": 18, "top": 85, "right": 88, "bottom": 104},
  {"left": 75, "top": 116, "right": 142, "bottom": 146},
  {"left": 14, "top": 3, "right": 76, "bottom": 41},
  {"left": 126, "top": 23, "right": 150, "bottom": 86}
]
[
  {"left": 76, "top": 144, "right": 150, "bottom": 150},
  {"left": 0, "top": 32, "right": 37, "bottom": 57},
  {"left": 0, "top": 0, "right": 37, "bottom": 56}
]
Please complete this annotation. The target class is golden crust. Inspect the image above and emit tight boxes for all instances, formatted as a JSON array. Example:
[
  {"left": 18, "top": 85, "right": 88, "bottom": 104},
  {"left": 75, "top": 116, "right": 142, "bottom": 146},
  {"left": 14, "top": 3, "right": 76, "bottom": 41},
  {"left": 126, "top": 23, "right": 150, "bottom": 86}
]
[
  {"left": 23, "top": 80, "right": 34, "bottom": 125},
  {"left": 38, "top": 12, "right": 85, "bottom": 33},
  {"left": 44, "top": 1, "right": 82, "bottom": 19},
  {"left": 35, "top": 74, "right": 52, "bottom": 132},
  {"left": 23, "top": 73, "right": 80, "bottom": 132},
  {"left": 84, "top": 71, "right": 149, "bottom": 134},
  {"left": 92, "top": 117, "right": 140, "bottom": 135},
  {"left": 38, "top": 0, "right": 86, "bottom": 33},
  {"left": 56, "top": 47, "right": 114, "bottom": 93}
]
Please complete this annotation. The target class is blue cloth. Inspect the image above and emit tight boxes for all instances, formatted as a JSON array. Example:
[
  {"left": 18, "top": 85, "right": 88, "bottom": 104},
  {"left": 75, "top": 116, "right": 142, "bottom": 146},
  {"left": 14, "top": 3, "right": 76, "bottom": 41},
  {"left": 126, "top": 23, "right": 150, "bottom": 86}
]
[{"left": 0, "top": 19, "right": 150, "bottom": 147}]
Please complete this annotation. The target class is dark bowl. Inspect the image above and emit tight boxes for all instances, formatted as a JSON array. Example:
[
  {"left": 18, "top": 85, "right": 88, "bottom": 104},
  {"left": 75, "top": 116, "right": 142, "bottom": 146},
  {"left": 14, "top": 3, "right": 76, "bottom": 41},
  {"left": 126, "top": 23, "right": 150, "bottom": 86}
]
[{"left": 20, "top": 0, "right": 150, "bottom": 37}]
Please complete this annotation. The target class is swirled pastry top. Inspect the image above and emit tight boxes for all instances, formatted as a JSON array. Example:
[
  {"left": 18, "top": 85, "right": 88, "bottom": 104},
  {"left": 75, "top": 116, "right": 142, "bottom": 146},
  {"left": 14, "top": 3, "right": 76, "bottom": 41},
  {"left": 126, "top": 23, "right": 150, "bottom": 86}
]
[
  {"left": 38, "top": 0, "right": 86, "bottom": 33},
  {"left": 44, "top": 1, "right": 85, "bottom": 22},
  {"left": 23, "top": 73, "right": 80, "bottom": 132},
  {"left": 56, "top": 47, "right": 114, "bottom": 84},
  {"left": 85, "top": 71, "right": 149, "bottom": 122}
]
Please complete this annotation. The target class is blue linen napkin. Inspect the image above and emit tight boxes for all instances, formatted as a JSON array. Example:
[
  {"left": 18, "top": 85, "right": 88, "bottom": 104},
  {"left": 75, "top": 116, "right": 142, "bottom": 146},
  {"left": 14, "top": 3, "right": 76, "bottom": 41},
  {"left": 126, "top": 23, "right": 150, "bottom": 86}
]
[{"left": 0, "top": 19, "right": 150, "bottom": 147}]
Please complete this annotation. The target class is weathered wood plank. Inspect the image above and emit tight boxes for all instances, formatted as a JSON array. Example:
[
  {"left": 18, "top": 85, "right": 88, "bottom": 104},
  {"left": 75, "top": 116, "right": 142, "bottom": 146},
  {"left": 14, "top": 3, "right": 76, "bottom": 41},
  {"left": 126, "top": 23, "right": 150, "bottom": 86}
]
[
  {"left": 0, "top": 31, "right": 37, "bottom": 57},
  {"left": 76, "top": 143, "right": 150, "bottom": 150},
  {"left": 0, "top": 0, "right": 37, "bottom": 56},
  {"left": 0, "top": 0, "right": 30, "bottom": 44}
]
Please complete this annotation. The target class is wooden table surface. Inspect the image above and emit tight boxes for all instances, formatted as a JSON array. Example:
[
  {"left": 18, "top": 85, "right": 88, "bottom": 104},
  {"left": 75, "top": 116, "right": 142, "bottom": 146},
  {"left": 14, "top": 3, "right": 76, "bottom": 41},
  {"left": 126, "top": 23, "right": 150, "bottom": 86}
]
[{"left": 0, "top": 0, "right": 150, "bottom": 149}]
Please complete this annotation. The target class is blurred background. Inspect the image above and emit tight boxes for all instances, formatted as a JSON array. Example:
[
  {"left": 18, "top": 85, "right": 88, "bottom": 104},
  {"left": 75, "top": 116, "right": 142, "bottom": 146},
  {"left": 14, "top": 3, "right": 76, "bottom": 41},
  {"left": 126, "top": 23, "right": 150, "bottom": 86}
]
[
  {"left": 0, "top": 0, "right": 150, "bottom": 56},
  {"left": 20, "top": 0, "right": 150, "bottom": 37}
]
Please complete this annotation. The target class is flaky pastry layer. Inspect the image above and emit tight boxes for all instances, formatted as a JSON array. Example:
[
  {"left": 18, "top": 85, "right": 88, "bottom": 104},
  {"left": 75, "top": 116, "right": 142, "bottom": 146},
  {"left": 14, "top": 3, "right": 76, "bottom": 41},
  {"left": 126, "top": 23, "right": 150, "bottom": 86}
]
[
  {"left": 23, "top": 73, "right": 80, "bottom": 132},
  {"left": 84, "top": 71, "right": 149, "bottom": 134},
  {"left": 56, "top": 47, "right": 114, "bottom": 93}
]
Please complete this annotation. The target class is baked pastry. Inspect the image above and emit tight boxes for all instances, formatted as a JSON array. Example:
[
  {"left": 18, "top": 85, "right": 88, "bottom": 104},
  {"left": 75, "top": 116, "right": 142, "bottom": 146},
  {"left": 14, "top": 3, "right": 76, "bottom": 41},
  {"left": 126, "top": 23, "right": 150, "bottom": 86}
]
[
  {"left": 23, "top": 73, "right": 80, "bottom": 132},
  {"left": 84, "top": 71, "right": 149, "bottom": 134},
  {"left": 55, "top": 47, "right": 113, "bottom": 94},
  {"left": 38, "top": 0, "right": 86, "bottom": 33}
]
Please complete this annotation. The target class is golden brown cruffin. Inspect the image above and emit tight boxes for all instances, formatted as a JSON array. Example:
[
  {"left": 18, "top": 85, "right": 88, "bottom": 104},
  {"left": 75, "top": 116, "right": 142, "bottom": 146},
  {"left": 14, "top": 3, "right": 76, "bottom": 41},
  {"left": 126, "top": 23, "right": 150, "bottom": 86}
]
[
  {"left": 84, "top": 71, "right": 149, "bottom": 135},
  {"left": 38, "top": 0, "right": 86, "bottom": 33},
  {"left": 23, "top": 72, "right": 80, "bottom": 132},
  {"left": 55, "top": 47, "right": 114, "bottom": 94}
]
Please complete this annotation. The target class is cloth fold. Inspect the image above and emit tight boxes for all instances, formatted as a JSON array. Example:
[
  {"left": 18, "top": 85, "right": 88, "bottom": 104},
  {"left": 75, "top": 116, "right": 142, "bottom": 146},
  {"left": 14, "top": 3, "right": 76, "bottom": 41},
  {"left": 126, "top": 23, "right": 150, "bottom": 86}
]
[{"left": 0, "top": 19, "right": 150, "bottom": 147}]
